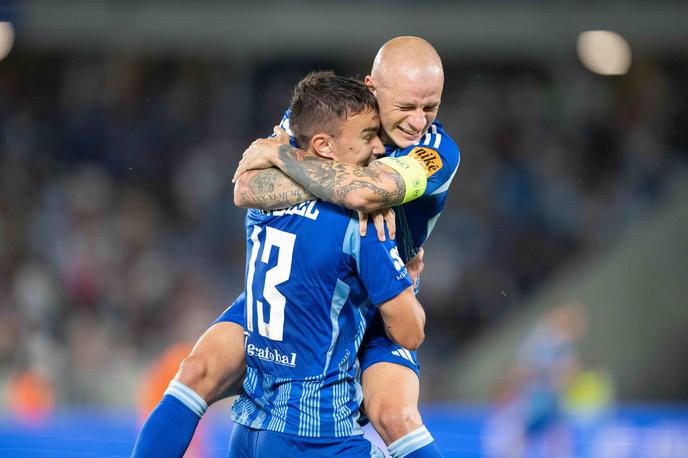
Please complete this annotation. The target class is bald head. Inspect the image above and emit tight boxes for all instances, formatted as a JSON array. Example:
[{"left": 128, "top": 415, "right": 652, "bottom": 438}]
[
  {"left": 371, "top": 36, "right": 444, "bottom": 88},
  {"left": 366, "top": 36, "right": 444, "bottom": 148}
]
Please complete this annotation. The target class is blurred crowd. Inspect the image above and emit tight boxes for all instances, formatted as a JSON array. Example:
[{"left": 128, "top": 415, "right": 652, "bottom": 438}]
[{"left": 0, "top": 52, "right": 686, "bottom": 406}]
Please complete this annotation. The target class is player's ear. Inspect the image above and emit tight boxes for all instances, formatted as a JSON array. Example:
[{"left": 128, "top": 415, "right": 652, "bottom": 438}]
[
  {"left": 311, "top": 134, "right": 336, "bottom": 160},
  {"left": 364, "top": 75, "right": 377, "bottom": 95}
]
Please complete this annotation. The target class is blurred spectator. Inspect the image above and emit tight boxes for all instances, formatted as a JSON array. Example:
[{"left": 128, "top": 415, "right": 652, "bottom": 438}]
[
  {"left": 6, "top": 369, "right": 55, "bottom": 423},
  {"left": 484, "top": 301, "right": 594, "bottom": 458}
]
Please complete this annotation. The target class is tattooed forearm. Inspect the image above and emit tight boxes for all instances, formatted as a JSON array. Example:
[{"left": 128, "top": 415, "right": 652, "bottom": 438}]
[
  {"left": 274, "top": 144, "right": 406, "bottom": 211},
  {"left": 236, "top": 167, "right": 314, "bottom": 209},
  {"left": 239, "top": 189, "right": 311, "bottom": 209},
  {"left": 251, "top": 168, "right": 280, "bottom": 193}
]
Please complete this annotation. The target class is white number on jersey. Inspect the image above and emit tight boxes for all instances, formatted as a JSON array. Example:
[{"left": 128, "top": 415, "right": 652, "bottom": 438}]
[
  {"left": 246, "top": 226, "right": 296, "bottom": 341},
  {"left": 390, "top": 247, "right": 404, "bottom": 271}
]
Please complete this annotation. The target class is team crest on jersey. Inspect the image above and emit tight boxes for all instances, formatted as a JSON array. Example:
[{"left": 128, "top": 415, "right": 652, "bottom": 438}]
[{"left": 408, "top": 147, "right": 443, "bottom": 177}]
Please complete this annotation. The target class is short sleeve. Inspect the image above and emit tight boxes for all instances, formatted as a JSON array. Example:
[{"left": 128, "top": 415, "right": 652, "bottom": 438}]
[
  {"left": 396, "top": 122, "right": 461, "bottom": 197},
  {"left": 354, "top": 220, "right": 413, "bottom": 305}
]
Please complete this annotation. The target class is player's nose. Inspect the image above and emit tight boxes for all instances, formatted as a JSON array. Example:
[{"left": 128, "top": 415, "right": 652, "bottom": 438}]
[
  {"left": 371, "top": 136, "right": 385, "bottom": 156},
  {"left": 407, "top": 110, "right": 426, "bottom": 132}
]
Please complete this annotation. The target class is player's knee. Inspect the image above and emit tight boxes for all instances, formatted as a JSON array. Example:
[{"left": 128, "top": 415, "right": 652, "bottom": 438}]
[
  {"left": 175, "top": 354, "right": 210, "bottom": 395},
  {"left": 373, "top": 404, "right": 422, "bottom": 441}
]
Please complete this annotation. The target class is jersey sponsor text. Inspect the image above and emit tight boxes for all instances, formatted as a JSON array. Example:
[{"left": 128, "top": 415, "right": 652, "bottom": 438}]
[{"left": 246, "top": 343, "right": 297, "bottom": 368}]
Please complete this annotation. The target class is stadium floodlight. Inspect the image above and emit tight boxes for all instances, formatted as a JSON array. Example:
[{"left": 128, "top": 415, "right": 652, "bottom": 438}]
[
  {"left": 577, "top": 30, "right": 632, "bottom": 76},
  {"left": 0, "top": 22, "right": 14, "bottom": 62}
]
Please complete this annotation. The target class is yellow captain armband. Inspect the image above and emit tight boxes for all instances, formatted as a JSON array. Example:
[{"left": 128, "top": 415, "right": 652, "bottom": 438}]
[{"left": 377, "top": 156, "right": 428, "bottom": 204}]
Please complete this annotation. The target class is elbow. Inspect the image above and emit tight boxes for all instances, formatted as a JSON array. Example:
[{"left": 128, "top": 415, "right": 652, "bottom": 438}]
[
  {"left": 233, "top": 175, "right": 251, "bottom": 208},
  {"left": 391, "top": 323, "right": 425, "bottom": 351},
  {"left": 401, "top": 327, "right": 425, "bottom": 351}
]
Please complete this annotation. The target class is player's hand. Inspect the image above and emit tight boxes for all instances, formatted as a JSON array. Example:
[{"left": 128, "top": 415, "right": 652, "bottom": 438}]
[
  {"left": 358, "top": 208, "right": 395, "bottom": 241},
  {"left": 232, "top": 127, "right": 290, "bottom": 183},
  {"left": 405, "top": 248, "right": 424, "bottom": 284}
]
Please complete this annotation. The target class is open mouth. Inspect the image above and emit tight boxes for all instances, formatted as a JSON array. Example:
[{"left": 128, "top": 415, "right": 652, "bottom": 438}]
[{"left": 397, "top": 126, "right": 421, "bottom": 140}]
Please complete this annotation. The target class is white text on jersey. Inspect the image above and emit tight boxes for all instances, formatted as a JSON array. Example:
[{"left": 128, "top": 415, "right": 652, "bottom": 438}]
[
  {"left": 246, "top": 343, "right": 297, "bottom": 367},
  {"left": 269, "top": 200, "right": 319, "bottom": 220}
]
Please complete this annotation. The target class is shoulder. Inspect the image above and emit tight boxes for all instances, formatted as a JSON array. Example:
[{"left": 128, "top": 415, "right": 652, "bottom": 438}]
[
  {"left": 412, "top": 121, "right": 460, "bottom": 172},
  {"left": 393, "top": 121, "right": 460, "bottom": 194},
  {"left": 395, "top": 121, "right": 460, "bottom": 172}
]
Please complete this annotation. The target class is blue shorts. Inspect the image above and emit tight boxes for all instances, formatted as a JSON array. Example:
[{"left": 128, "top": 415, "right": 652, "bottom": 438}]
[
  {"left": 358, "top": 312, "right": 421, "bottom": 377},
  {"left": 229, "top": 423, "right": 383, "bottom": 458},
  {"left": 214, "top": 293, "right": 420, "bottom": 377}
]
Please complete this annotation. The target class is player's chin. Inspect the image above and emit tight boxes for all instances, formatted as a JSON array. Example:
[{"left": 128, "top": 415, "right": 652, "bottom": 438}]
[
  {"left": 393, "top": 128, "right": 422, "bottom": 148},
  {"left": 392, "top": 136, "right": 417, "bottom": 149}
]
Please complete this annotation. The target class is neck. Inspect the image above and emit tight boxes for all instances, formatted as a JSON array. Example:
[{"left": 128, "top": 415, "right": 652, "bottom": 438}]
[{"left": 380, "top": 129, "right": 395, "bottom": 148}]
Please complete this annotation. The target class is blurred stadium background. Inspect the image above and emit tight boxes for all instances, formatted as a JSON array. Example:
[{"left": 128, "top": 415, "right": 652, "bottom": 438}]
[{"left": 1, "top": 1, "right": 688, "bottom": 457}]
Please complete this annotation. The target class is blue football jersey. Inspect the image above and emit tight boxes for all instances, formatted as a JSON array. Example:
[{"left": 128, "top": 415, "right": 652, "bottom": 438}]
[
  {"left": 385, "top": 121, "right": 460, "bottom": 262},
  {"left": 277, "top": 111, "right": 461, "bottom": 263},
  {"left": 231, "top": 200, "right": 412, "bottom": 438}
]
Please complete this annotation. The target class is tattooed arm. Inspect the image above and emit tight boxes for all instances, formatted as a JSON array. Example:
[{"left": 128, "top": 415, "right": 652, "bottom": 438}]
[
  {"left": 234, "top": 141, "right": 406, "bottom": 212},
  {"left": 270, "top": 144, "right": 407, "bottom": 212},
  {"left": 232, "top": 126, "right": 427, "bottom": 212},
  {"left": 233, "top": 167, "right": 315, "bottom": 210}
]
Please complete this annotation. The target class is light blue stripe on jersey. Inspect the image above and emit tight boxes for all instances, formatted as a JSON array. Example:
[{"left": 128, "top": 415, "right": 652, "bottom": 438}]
[
  {"left": 387, "top": 426, "right": 434, "bottom": 458},
  {"left": 332, "top": 368, "right": 348, "bottom": 437},
  {"left": 351, "top": 358, "right": 364, "bottom": 436},
  {"left": 267, "top": 377, "right": 291, "bottom": 432},
  {"left": 342, "top": 216, "right": 361, "bottom": 270},
  {"left": 165, "top": 380, "right": 208, "bottom": 418},
  {"left": 426, "top": 213, "right": 442, "bottom": 242},
  {"left": 298, "top": 376, "right": 321, "bottom": 436},
  {"left": 353, "top": 299, "right": 373, "bottom": 348},
  {"left": 327, "top": 279, "right": 352, "bottom": 437},
  {"left": 413, "top": 124, "right": 442, "bottom": 149},
  {"left": 324, "top": 279, "right": 351, "bottom": 371},
  {"left": 342, "top": 297, "right": 373, "bottom": 436},
  {"left": 245, "top": 365, "right": 259, "bottom": 392},
  {"left": 430, "top": 156, "right": 460, "bottom": 195},
  {"left": 250, "top": 373, "right": 275, "bottom": 429},
  {"left": 234, "top": 368, "right": 259, "bottom": 425}
]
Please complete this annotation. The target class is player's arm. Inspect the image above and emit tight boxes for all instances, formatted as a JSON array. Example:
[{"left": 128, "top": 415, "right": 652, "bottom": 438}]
[
  {"left": 377, "top": 286, "right": 426, "bottom": 351},
  {"left": 233, "top": 134, "right": 428, "bottom": 212},
  {"left": 271, "top": 144, "right": 427, "bottom": 212},
  {"left": 233, "top": 168, "right": 315, "bottom": 210},
  {"left": 355, "top": 218, "right": 426, "bottom": 350}
]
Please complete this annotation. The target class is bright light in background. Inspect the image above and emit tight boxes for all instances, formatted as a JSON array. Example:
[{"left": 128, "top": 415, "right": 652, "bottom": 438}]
[
  {"left": 0, "top": 22, "right": 15, "bottom": 62},
  {"left": 577, "top": 30, "right": 632, "bottom": 76}
]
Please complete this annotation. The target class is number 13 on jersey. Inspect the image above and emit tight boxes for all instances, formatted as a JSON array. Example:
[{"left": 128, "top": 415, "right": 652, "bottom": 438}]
[{"left": 245, "top": 226, "right": 296, "bottom": 341}]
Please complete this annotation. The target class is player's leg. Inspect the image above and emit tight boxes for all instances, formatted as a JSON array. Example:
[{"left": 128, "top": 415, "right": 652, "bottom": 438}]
[
  {"left": 362, "top": 362, "right": 422, "bottom": 444},
  {"left": 132, "top": 296, "right": 247, "bottom": 458},
  {"left": 360, "top": 316, "right": 443, "bottom": 458},
  {"left": 174, "top": 321, "right": 246, "bottom": 403}
]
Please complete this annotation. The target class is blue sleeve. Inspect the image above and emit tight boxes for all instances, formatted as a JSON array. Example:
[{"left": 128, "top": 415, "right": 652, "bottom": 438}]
[
  {"left": 212, "top": 292, "right": 246, "bottom": 326},
  {"left": 396, "top": 122, "right": 461, "bottom": 196},
  {"left": 356, "top": 222, "right": 413, "bottom": 305},
  {"left": 273, "top": 109, "right": 298, "bottom": 147}
]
